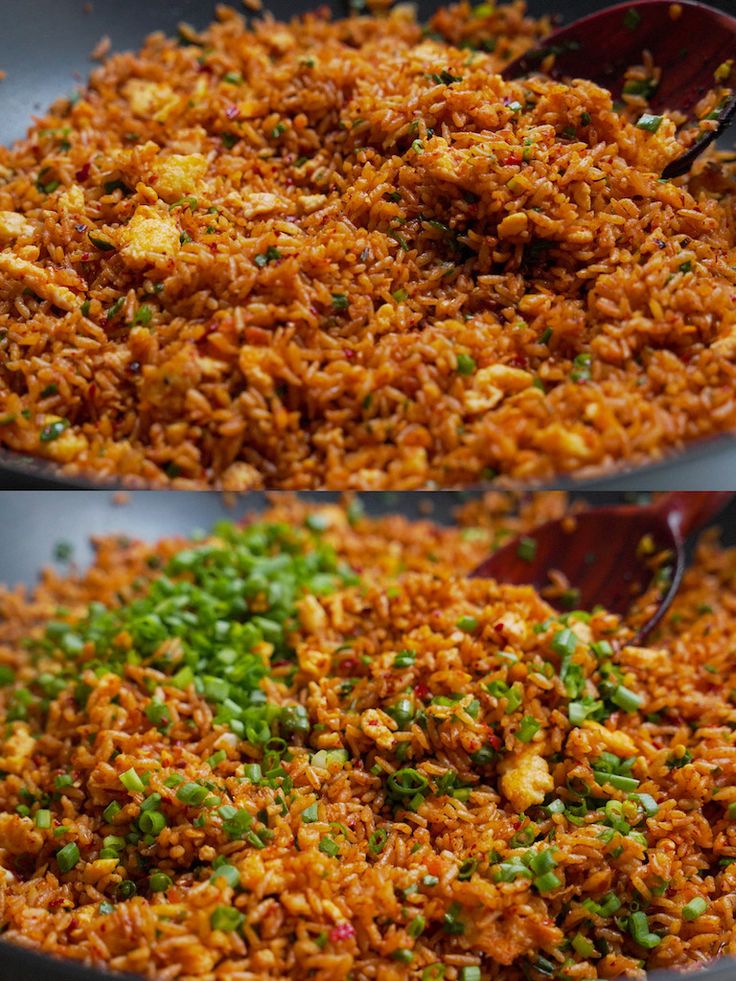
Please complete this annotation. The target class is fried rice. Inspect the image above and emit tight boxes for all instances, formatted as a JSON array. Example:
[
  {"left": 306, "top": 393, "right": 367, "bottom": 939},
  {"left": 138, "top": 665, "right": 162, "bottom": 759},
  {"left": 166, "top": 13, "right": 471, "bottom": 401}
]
[
  {"left": 0, "top": 3, "right": 735, "bottom": 488},
  {"left": 1, "top": 493, "right": 736, "bottom": 979}
]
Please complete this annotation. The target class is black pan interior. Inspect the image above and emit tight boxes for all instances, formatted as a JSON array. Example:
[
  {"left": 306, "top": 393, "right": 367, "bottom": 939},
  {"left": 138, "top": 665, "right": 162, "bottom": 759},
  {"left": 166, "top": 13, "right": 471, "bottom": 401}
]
[
  {"left": 0, "top": 490, "right": 735, "bottom": 980},
  {"left": 1, "top": 491, "right": 736, "bottom": 981},
  {"left": 0, "top": 0, "right": 736, "bottom": 489}
]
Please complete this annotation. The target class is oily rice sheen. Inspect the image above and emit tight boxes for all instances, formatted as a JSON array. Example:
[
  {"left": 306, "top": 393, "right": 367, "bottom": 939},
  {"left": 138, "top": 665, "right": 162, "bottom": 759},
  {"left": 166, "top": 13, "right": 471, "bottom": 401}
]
[
  {"left": 0, "top": 4, "right": 735, "bottom": 488},
  {"left": 2, "top": 495, "right": 736, "bottom": 979}
]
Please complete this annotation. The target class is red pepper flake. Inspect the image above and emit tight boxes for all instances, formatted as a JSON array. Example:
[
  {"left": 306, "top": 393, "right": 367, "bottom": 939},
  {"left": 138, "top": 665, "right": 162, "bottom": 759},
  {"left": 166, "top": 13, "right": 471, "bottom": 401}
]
[
  {"left": 75, "top": 162, "right": 91, "bottom": 181},
  {"left": 69, "top": 918, "right": 79, "bottom": 929},
  {"left": 414, "top": 682, "right": 430, "bottom": 700},
  {"left": 329, "top": 922, "right": 355, "bottom": 942},
  {"left": 510, "top": 355, "right": 528, "bottom": 368},
  {"left": 502, "top": 154, "right": 522, "bottom": 166},
  {"left": 225, "top": 104, "right": 241, "bottom": 120},
  {"left": 48, "top": 896, "right": 66, "bottom": 908},
  {"left": 487, "top": 732, "right": 501, "bottom": 749},
  {"left": 341, "top": 657, "right": 357, "bottom": 673},
  {"left": 494, "top": 622, "right": 506, "bottom": 635},
  {"left": 343, "top": 348, "right": 356, "bottom": 360}
]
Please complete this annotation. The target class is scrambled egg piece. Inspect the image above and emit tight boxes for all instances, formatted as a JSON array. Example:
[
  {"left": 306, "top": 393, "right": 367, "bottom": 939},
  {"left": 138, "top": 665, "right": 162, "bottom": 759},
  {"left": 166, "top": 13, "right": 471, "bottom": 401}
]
[
  {"left": 0, "top": 723, "right": 35, "bottom": 775},
  {"left": 499, "top": 746, "right": 553, "bottom": 812},
  {"left": 152, "top": 153, "right": 208, "bottom": 203},
  {"left": 119, "top": 205, "right": 180, "bottom": 269},
  {"left": 241, "top": 192, "right": 295, "bottom": 219},
  {"left": 58, "top": 184, "right": 85, "bottom": 214},
  {"left": 0, "top": 211, "right": 33, "bottom": 242},
  {"left": 465, "top": 363, "right": 534, "bottom": 415},
  {"left": 0, "top": 252, "right": 78, "bottom": 311},
  {"left": 124, "top": 79, "right": 179, "bottom": 121}
]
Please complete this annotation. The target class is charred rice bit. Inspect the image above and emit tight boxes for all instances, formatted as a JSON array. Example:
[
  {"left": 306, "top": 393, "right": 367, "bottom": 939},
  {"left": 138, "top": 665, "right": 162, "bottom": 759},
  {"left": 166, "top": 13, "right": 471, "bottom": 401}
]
[
  {"left": 0, "top": 2, "right": 734, "bottom": 487},
  {"left": 1, "top": 496, "right": 736, "bottom": 978}
]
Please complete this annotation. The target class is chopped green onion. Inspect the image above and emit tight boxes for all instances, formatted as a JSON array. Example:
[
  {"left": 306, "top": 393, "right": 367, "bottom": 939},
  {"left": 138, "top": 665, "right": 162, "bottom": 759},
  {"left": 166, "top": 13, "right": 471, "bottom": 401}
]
[
  {"left": 210, "top": 905, "right": 244, "bottom": 932},
  {"left": 636, "top": 113, "right": 663, "bottom": 133},
  {"left": 682, "top": 896, "right": 708, "bottom": 921},
  {"left": 318, "top": 835, "right": 340, "bottom": 857},
  {"left": 460, "top": 969, "right": 481, "bottom": 981},
  {"left": 35, "top": 809, "right": 51, "bottom": 828},
  {"left": 611, "top": 684, "right": 643, "bottom": 713},
  {"left": 138, "top": 810, "right": 166, "bottom": 835},
  {"left": 572, "top": 933, "right": 596, "bottom": 957},
  {"left": 517, "top": 716, "right": 541, "bottom": 743},
  {"left": 388, "top": 768, "right": 429, "bottom": 796},
  {"left": 211, "top": 863, "right": 240, "bottom": 888},
  {"left": 56, "top": 842, "right": 80, "bottom": 873},
  {"left": 456, "top": 615, "right": 479, "bottom": 633},
  {"left": 593, "top": 770, "right": 639, "bottom": 792},
  {"left": 534, "top": 871, "right": 561, "bottom": 893},
  {"left": 392, "top": 949, "right": 414, "bottom": 963},
  {"left": 119, "top": 768, "right": 145, "bottom": 793},
  {"left": 629, "top": 910, "right": 661, "bottom": 948},
  {"left": 301, "top": 802, "right": 319, "bottom": 823},
  {"left": 517, "top": 536, "right": 537, "bottom": 562},
  {"left": 368, "top": 828, "right": 388, "bottom": 854},
  {"left": 176, "top": 781, "right": 209, "bottom": 806}
]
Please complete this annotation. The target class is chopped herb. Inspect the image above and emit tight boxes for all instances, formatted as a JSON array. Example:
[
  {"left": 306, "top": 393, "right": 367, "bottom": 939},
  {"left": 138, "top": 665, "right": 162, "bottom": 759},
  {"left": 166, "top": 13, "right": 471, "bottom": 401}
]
[
  {"left": 636, "top": 113, "right": 664, "bottom": 133},
  {"left": 456, "top": 353, "right": 476, "bottom": 376},
  {"left": 56, "top": 842, "right": 80, "bottom": 873}
]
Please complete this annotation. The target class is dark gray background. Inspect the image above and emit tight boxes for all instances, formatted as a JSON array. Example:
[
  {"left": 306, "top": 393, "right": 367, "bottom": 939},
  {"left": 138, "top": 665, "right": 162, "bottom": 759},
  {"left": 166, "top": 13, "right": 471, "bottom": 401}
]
[
  {"left": 0, "top": 0, "right": 735, "bottom": 489},
  {"left": 1, "top": 489, "right": 736, "bottom": 587}
]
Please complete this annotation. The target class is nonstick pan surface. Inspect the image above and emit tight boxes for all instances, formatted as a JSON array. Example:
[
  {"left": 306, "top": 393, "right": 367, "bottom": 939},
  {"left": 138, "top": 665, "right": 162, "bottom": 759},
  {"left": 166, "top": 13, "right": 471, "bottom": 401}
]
[
  {"left": 0, "top": 0, "right": 736, "bottom": 490},
  {"left": 0, "top": 490, "right": 736, "bottom": 980}
]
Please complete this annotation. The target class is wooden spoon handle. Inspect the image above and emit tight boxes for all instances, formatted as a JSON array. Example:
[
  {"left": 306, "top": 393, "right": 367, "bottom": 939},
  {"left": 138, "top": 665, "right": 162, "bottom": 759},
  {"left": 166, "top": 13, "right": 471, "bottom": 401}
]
[{"left": 652, "top": 492, "right": 734, "bottom": 539}]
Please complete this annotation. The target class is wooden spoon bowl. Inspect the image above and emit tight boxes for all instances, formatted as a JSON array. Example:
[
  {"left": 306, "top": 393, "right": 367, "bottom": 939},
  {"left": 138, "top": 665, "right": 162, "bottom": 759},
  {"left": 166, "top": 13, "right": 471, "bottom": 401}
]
[
  {"left": 471, "top": 492, "right": 733, "bottom": 639},
  {"left": 503, "top": 0, "right": 736, "bottom": 178}
]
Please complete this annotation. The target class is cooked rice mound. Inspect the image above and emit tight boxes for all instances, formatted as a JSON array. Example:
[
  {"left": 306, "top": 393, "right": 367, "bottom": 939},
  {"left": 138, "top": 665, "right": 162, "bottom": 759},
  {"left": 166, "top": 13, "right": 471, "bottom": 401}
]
[
  {"left": 1, "top": 495, "right": 736, "bottom": 978},
  {"left": 0, "top": 3, "right": 735, "bottom": 487}
]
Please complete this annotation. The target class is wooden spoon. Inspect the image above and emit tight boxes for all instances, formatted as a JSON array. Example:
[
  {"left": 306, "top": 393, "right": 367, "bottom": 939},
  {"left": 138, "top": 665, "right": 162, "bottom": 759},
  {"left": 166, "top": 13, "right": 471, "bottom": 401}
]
[
  {"left": 470, "top": 492, "right": 733, "bottom": 639},
  {"left": 502, "top": 0, "right": 736, "bottom": 178}
]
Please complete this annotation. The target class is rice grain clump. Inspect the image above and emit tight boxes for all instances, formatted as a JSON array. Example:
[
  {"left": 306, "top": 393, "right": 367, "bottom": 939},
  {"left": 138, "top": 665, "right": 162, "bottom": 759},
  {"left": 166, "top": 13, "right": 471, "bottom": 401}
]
[
  {"left": 0, "top": 3, "right": 735, "bottom": 487},
  {"left": 1, "top": 496, "right": 736, "bottom": 978}
]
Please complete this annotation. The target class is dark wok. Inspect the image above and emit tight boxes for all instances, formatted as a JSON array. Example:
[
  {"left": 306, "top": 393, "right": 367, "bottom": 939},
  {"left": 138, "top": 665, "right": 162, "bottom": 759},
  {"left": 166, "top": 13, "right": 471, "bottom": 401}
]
[
  {"left": 0, "top": 490, "right": 736, "bottom": 979},
  {"left": 0, "top": 0, "right": 736, "bottom": 489}
]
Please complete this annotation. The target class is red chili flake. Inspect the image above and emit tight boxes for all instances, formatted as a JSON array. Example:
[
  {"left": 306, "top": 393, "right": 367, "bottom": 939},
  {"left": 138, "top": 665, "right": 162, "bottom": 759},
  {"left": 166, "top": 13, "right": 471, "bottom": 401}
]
[
  {"left": 487, "top": 732, "right": 502, "bottom": 749},
  {"left": 502, "top": 154, "right": 522, "bottom": 166},
  {"left": 225, "top": 104, "right": 241, "bottom": 120},
  {"left": 353, "top": 758, "right": 364, "bottom": 769},
  {"left": 414, "top": 682, "right": 430, "bottom": 700},
  {"left": 329, "top": 922, "right": 355, "bottom": 942},
  {"left": 494, "top": 622, "right": 506, "bottom": 635},
  {"left": 69, "top": 918, "right": 79, "bottom": 929},
  {"left": 80, "top": 253, "right": 91, "bottom": 261},
  {"left": 271, "top": 659, "right": 291, "bottom": 668},
  {"left": 510, "top": 355, "right": 528, "bottom": 368},
  {"left": 510, "top": 816, "right": 521, "bottom": 829},
  {"left": 75, "top": 162, "right": 91, "bottom": 181},
  {"left": 341, "top": 658, "right": 357, "bottom": 673},
  {"left": 343, "top": 348, "right": 356, "bottom": 360},
  {"left": 48, "top": 896, "right": 66, "bottom": 908}
]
